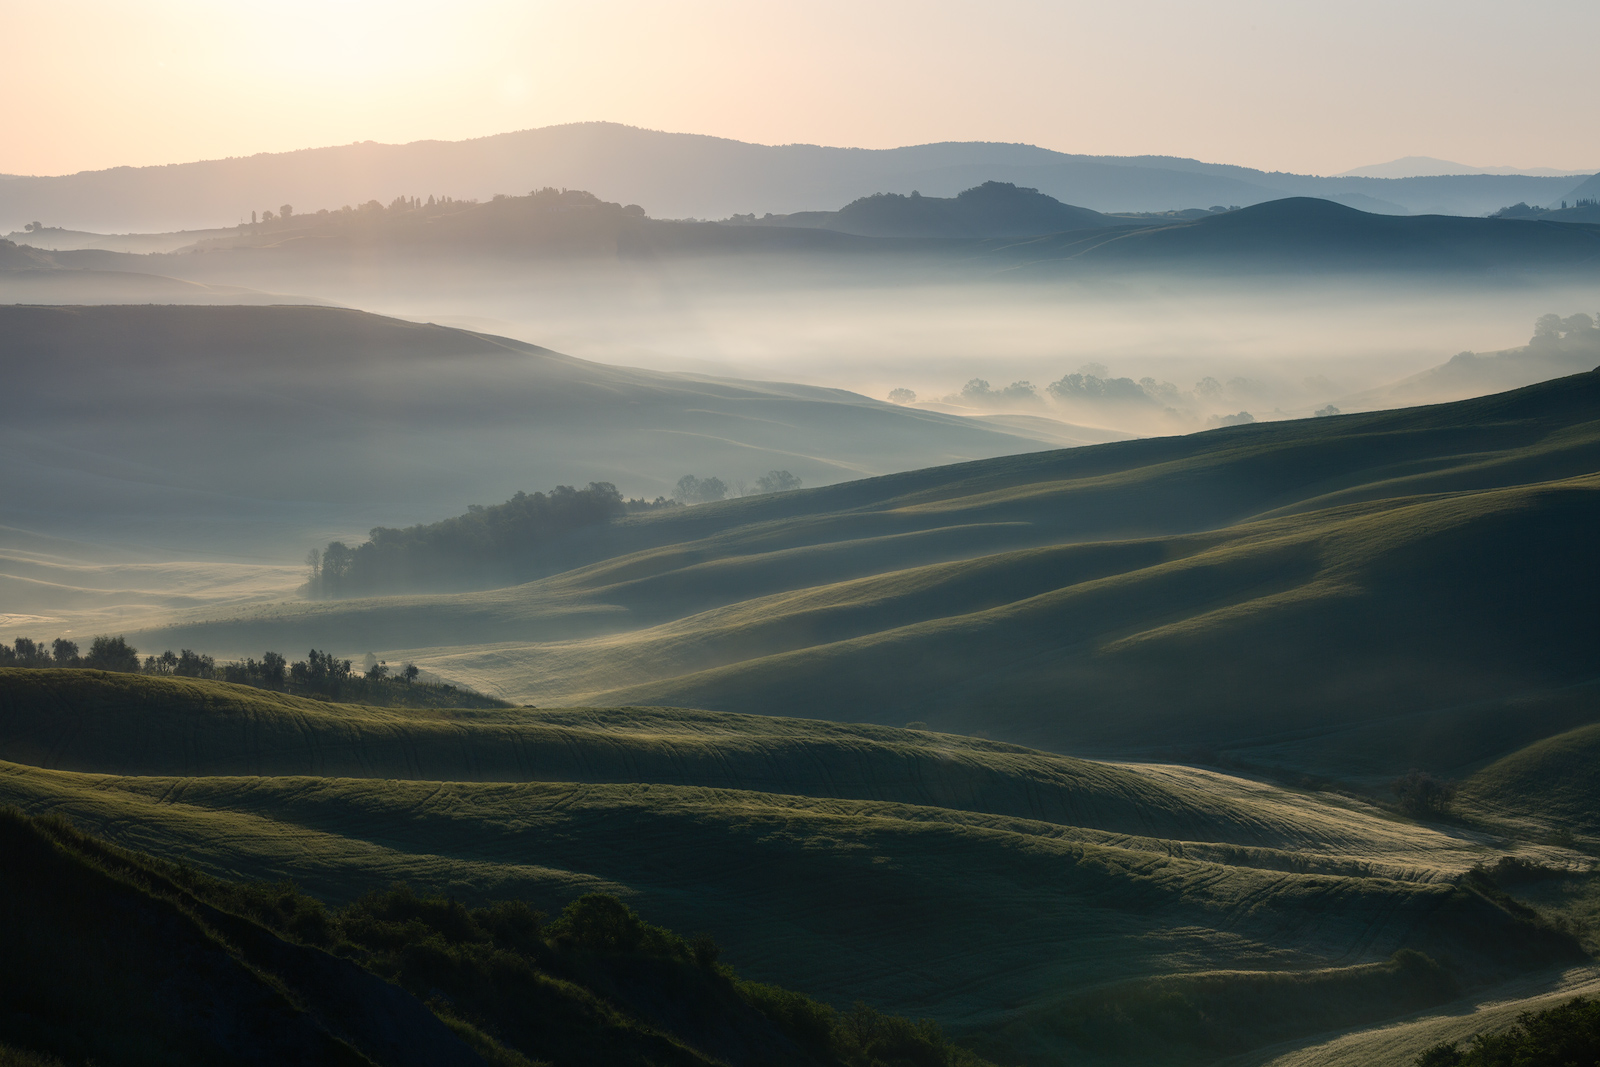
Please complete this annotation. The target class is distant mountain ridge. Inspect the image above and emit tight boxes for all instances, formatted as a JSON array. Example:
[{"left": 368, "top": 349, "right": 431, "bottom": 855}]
[
  {"left": 0, "top": 122, "right": 1593, "bottom": 232},
  {"left": 43, "top": 192, "right": 1600, "bottom": 282},
  {"left": 1339, "top": 155, "right": 1596, "bottom": 179}
]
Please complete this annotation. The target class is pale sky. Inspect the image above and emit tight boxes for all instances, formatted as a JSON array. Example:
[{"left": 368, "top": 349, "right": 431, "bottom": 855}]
[{"left": 4, "top": 0, "right": 1596, "bottom": 178}]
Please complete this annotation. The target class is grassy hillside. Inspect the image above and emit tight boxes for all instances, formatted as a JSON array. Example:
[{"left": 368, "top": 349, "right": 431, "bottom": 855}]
[
  {"left": 144, "top": 367, "right": 1600, "bottom": 776},
  {"left": 0, "top": 670, "right": 1587, "bottom": 1065},
  {"left": 0, "top": 669, "right": 1495, "bottom": 858},
  {"left": 1459, "top": 722, "right": 1600, "bottom": 841}
]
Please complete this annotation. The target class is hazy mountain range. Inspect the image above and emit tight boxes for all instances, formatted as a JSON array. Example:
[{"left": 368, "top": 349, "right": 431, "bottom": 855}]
[
  {"left": 2, "top": 122, "right": 1595, "bottom": 233},
  {"left": 1339, "top": 155, "right": 1598, "bottom": 179}
]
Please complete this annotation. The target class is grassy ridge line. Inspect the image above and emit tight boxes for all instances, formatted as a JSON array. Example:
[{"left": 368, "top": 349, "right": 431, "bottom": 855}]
[
  {"left": 568, "top": 475, "right": 1597, "bottom": 746},
  {"left": 137, "top": 368, "right": 1600, "bottom": 659},
  {"left": 0, "top": 757, "right": 1539, "bottom": 1046},
  {"left": 0, "top": 670, "right": 1494, "bottom": 866},
  {"left": 1241, "top": 965, "right": 1600, "bottom": 1067},
  {"left": 134, "top": 372, "right": 1600, "bottom": 763},
  {"left": 1460, "top": 722, "right": 1600, "bottom": 840}
]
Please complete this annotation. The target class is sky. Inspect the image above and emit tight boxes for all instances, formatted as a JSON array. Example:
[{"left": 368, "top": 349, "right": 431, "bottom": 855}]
[{"left": 3, "top": 0, "right": 1597, "bottom": 178}]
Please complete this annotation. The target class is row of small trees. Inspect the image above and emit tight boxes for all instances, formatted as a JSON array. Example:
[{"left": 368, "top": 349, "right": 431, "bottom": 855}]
[
  {"left": 307, "top": 474, "right": 804, "bottom": 597},
  {"left": 673, "top": 470, "right": 802, "bottom": 504},
  {"left": 0, "top": 635, "right": 138, "bottom": 672},
  {"left": 308, "top": 482, "right": 636, "bottom": 597},
  {"left": 0, "top": 635, "right": 454, "bottom": 704}
]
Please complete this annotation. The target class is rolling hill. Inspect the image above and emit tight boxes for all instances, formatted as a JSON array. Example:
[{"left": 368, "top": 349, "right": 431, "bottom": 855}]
[
  {"left": 0, "top": 122, "right": 1590, "bottom": 233},
  {"left": 983, "top": 198, "right": 1600, "bottom": 275},
  {"left": 0, "top": 669, "right": 1583, "bottom": 1066},
  {"left": 0, "top": 237, "right": 314, "bottom": 304},
  {"left": 132, "top": 365, "right": 1600, "bottom": 783},
  {"left": 743, "top": 181, "right": 1131, "bottom": 238},
  {"left": 0, "top": 303, "right": 1098, "bottom": 567},
  {"left": 104, "top": 192, "right": 1600, "bottom": 279}
]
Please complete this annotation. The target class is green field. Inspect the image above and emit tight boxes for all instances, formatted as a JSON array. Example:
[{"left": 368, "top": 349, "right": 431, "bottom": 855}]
[
  {"left": 9, "top": 368, "right": 1600, "bottom": 1064},
  {"left": 2, "top": 670, "right": 1590, "bottom": 1065},
  {"left": 140, "top": 366, "right": 1600, "bottom": 782}
]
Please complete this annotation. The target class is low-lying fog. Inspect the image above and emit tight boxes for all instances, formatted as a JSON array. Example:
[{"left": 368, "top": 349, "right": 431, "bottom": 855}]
[
  {"left": 134, "top": 248, "right": 1598, "bottom": 430},
  {"left": 5, "top": 241, "right": 1597, "bottom": 640}
]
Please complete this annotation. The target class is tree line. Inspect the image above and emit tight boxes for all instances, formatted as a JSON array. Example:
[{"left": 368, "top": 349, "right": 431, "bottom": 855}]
[
  {"left": 0, "top": 635, "right": 504, "bottom": 708},
  {"left": 673, "top": 469, "right": 802, "bottom": 504},
  {"left": 307, "top": 482, "right": 654, "bottom": 597},
  {"left": 308, "top": 474, "right": 802, "bottom": 598}
]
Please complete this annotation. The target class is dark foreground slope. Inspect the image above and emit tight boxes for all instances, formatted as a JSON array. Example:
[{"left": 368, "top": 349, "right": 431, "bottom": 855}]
[
  {"left": 0, "top": 806, "right": 991, "bottom": 1067},
  {"left": 155, "top": 367, "right": 1600, "bottom": 777},
  {"left": 0, "top": 671, "right": 1582, "bottom": 1067}
]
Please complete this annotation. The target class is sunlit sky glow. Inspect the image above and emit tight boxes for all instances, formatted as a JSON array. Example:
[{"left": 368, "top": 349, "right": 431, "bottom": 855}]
[{"left": 4, "top": 0, "right": 1597, "bottom": 177}]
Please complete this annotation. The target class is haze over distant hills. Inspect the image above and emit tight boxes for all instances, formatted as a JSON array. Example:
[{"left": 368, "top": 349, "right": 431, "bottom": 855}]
[
  {"left": 0, "top": 304, "right": 1101, "bottom": 565},
  {"left": 1339, "top": 156, "right": 1598, "bottom": 179},
  {"left": 26, "top": 190, "right": 1600, "bottom": 282},
  {"left": 2, "top": 122, "right": 1594, "bottom": 233}
]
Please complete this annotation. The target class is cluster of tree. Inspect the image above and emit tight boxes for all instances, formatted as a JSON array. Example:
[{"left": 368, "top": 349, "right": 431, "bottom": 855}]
[
  {"left": 933, "top": 364, "right": 1284, "bottom": 422},
  {"left": 301, "top": 472, "right": 807, "bottom": 597},
  {"left": 1492, "top": 199, "right": 1599, "bottom": 219},
  {"left": 673, "top": 470, "right": 803, "bottom": 504},
  {"left": 308, "top": 482, "right": 637, "bottom": 597},
  {"left": 1392, "top": 769, "right": 1457, "bottom": 817},
  {"left": 0, "top": 635, "right": 137, "bottom": 672},
  {"left": 202, "top": 876, "right": 990, "bottom": 1067},
  {"left": 1, "top": 634, "right": 502, "bottom": 708},
  {"left": 953, "top": 379, "right": 1044, "bottom": 405},
  {"left": 243, "top": 193, "right": 481, "bottom": 233},
  {"left": 1046, "top": 373, "right": 1149, "bottom": 405},
  {"left": 1415, "top": 996, "right": 1600, "bottom": 1066},
  {"left": 217, "top": 186, "right": 651, "bottom": 251},
  {"left": 1532, "top": 312, "right": 1598, "bottom": 341}
]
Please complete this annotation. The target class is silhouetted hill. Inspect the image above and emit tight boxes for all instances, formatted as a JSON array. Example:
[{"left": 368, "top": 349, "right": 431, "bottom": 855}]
[
  {"left": 1, "top": 122, "right": 1590, "bottom": 232},
  {"left": 0, "top": 804, "right": 992, "bottom": 1067},
  {"left": 66, "top": 193, "right": 1600, "bottom": 282},
  {"left": 990, "top": 197, "right": 1600, "bottom": 274},
  {"left": 177, "top": 187, "right": 898, "bottom": 260},
  {"left": 746, "top": 181, "right": 1127, "bottom": 238}
]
